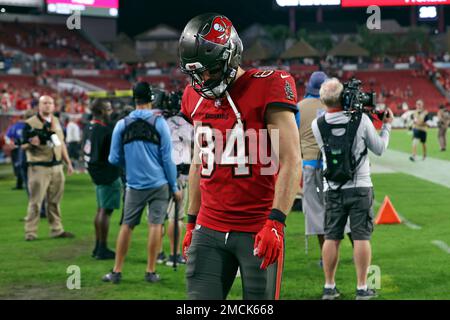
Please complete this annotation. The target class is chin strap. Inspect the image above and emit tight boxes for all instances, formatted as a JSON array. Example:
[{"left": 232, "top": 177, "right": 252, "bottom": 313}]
[
  {"left": 225, "top": 91, "right": 243, "bottom": 126},
  {"left": 190, "top": 96, "right": 204, "bottom": 119}
]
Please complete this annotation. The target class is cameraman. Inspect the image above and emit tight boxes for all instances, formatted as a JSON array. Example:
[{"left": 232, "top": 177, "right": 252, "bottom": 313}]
[
  {"left": 311, "top": 78, "right": 393, "bottom": 300},
  {"left": 21, "top": 95, "right": 75, "bottom": 241}
]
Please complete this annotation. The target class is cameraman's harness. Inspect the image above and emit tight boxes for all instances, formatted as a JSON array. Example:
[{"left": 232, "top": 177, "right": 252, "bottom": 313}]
[
  {"left": 122, "top": 114, "right": 161, "bottom": 145},
  {"left": 317, "top": 112, "right": 367, "bottom": 190}
]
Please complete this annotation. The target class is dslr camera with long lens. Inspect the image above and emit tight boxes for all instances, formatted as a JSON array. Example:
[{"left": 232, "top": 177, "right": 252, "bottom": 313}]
[
  {"left": 341, "top": 78, "right": 386, "bottom": 120},
  {"left": 21, "top": 122, "right": 61, "bottom": 147}
]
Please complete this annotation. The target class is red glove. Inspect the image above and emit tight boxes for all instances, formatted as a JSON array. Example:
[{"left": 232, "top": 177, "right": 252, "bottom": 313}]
[
  {"left": 254, "top": 211, "right": 285, "bottom": 270},
  {"left": 182, "top": 214, "right": 197, "bottom": 260}
]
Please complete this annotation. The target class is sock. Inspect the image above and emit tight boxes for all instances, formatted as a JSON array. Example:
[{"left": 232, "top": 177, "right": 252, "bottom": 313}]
[
  {"left": 325, "top": 283, "right": 336, "bottom": 289},
  {"left": 357, "top": 285, "right": 368, "bottom": 291}
]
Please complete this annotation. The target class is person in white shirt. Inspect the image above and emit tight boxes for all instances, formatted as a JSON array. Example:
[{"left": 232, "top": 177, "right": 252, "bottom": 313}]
[
  {"left": 311, "top": 78, "right": 393, "bottom": 300},
  {"left": 66, "top": 116, "right": 82, "bottom": 171},
  {"left": 157, "top": 99, "right": 194, "bottom": 267}
]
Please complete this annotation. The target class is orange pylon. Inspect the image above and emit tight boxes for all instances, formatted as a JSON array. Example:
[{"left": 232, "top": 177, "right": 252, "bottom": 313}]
[{"left": 375, "top": 196, "right": 401, "bottom": 225}]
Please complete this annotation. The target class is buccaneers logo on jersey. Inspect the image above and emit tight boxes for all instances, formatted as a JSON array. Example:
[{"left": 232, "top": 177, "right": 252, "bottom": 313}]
[{"left": 201, "top": 16, "right": 232, "bottom": 45}]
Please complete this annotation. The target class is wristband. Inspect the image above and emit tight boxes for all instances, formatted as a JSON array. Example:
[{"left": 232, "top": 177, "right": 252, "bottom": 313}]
[
  {"left": 269, "top": 208, "right": 287, "bottom": 225},
  {"left": 187, "top": 214, "right": 197, "bottom": 224}
]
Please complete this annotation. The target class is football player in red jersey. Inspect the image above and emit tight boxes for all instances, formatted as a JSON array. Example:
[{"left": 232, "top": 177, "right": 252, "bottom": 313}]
[{"left": 179, "top": 13, "right": 301, "bottom": 300}]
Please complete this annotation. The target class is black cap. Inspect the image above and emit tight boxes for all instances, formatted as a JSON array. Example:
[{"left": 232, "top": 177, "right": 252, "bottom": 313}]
[{"left": 133, "top": 81, "right": 154, "bottom": 105}]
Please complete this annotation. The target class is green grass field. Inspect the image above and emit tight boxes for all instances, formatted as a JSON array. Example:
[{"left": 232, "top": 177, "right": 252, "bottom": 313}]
[
  {"left": 0, "top": 129, "right": 449, "bottom": 300},
  {"left": 388, "top": 128, "right": 450, "bottom": 161}
]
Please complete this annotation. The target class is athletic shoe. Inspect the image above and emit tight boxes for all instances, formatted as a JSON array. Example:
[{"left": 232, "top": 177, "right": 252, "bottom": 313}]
[
  {"left": 144, "top": 272, "right": 161, "bottom": 283},
  {"left": 165, "top": 254, "right": 186, "bottom": 267},
  {"left": 356, "top": 288, "right": 377, "bottom": 300},
  {"left": 322, "top": 287, "right": 341, "bottom": 300},
  {"left": 95, "top": 248, "right": 115, "bottom": 260},
  {"left": 102, "top": 271, "right": 121, "bottom": 284},
  {"left": 157, "top": 252, "right": 166, "bottom": 264}
]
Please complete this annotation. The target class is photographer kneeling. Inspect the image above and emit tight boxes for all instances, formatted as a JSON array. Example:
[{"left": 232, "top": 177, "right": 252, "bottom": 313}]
[{"left": 312, "top": 78, "right": 393, "bottom": 300}]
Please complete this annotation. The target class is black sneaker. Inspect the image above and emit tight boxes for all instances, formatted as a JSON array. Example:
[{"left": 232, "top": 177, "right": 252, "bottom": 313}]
[
  {"left": 102, "top": 271, "right": 121, "bottom": 284},
  {"left": 166, "top": 254, "right": 186, "bottom": 267},
  {"left": 322, "top": 287, "right": 341, "bottom": 300},
  {"left": 356, "top": 288, "right": 377, "bottom": 300},
  {"left": 96, "top": 248, "right": 115, "bottom": 260},
  {"left": 157, "top": 252, "right": 166, "bottom": 264},
  {"left": 144, "top": 272, "right": 161, "bottom": 283}
]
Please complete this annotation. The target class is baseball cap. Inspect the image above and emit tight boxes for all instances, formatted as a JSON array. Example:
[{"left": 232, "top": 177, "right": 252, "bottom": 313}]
[
  {"left": 133, "top": 81, "right": 154, "bottom": 104},
  {"left": 306, "top": 71, "right": 328, "bottom": 96}
]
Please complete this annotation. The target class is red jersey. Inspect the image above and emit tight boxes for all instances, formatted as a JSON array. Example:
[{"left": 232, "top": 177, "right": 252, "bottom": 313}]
[{"left": 181, "top": 69, "right": 298, "bottom": 233}]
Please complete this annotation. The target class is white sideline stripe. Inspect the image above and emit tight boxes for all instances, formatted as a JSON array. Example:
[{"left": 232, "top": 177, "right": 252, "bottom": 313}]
[
  {"left": 369, "top": 149, "right": 450, "bottom": 189},
  {"left": 431, "top": 240, "right": 450, "bottom": 254},
  {"left": 373, "top": 200, "right": 422, "bottom": 230}
]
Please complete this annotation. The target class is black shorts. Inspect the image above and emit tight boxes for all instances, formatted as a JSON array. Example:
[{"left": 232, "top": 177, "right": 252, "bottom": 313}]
[
  {"left": 413, "top": 129, "right": 427, "bottom": 143},
  {"left": 186, "top": 225, "right": 284, "bottom": 300},
  {"left": 324, "top": 187, "right": 374, "bottom": 241},
  {"left": 68, "top": 142, "right": 81, "bottom": 159}
]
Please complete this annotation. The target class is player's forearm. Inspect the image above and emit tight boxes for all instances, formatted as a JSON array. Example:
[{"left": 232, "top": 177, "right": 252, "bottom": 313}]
[
  {"left": 272, "top": 155, "right": 301, "bottom": 215},
  {"left": 188, "top": 163, "right": 201, "bottom": 215}
]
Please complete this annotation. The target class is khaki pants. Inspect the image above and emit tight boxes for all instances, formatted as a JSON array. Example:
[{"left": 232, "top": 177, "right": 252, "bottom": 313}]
[
  {"left": 438, "top": 126, "right": 447, "bottom": 150},
  {"left": 25, "top": 165, "right": 65, "bottom": 238}
]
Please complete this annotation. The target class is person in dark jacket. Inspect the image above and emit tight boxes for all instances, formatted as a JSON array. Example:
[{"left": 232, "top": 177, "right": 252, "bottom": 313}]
[{"left": 83, "top": 99, "right": 121, "bottom": 260}]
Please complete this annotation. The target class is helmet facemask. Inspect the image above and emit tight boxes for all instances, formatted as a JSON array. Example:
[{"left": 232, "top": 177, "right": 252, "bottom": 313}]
[{"left": 184, "top": 47, "right": 237, "bottom": 99}]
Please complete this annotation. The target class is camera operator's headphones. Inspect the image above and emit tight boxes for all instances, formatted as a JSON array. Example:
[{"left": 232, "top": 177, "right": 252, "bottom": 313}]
[{"left": 132, "top": 81, "right": 155, "bottom": 105}]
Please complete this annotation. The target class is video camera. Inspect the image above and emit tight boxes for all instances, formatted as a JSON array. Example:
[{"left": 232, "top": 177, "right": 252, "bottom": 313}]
[
  {"left": 341, "top": 78, "right": 388, "bottom": 121},
  {"left": 158, "top": 90, "right": 182, "bottom": 118},
  {"left": 341, "top": 78, "right": 376, "bottom": 111}
]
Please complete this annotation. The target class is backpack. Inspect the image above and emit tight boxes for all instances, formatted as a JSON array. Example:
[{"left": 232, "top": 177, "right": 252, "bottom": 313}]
[
  {"left": 122, "top": 114, "right": 161, "bottom": 145},
  {"left": 317, "top": 113, "right": 367, "bottom": 189}
]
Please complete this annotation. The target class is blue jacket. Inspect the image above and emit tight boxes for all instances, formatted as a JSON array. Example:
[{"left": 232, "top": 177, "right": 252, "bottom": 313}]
[
  {"left": 6, "top": 121, "right": 26, "bottom": 144},
  {"left": 109, "top": 109, "right": 178, "bottom": 192}
]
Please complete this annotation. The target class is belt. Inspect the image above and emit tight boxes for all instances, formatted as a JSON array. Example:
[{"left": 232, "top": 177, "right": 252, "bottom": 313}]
[{"left": 28, "top": 160, "right": 62, "bottom": 167}]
